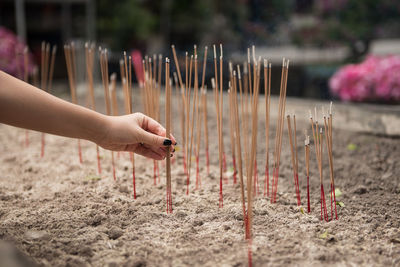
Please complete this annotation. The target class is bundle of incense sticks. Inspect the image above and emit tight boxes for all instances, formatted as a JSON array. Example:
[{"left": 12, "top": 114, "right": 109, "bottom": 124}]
[
  {"left": 324, "top": 103, "right": 338, "bottom": 220},
  {"left": 212, "top": 44, "right": 224, "bottom": 207},
  {"left": 304, "top": 134, "right": 311, "bottom": 213},
  {"left": 64, "top": 42, "right": 83, "bottom": 163},
  {"left": 120, "top": 52, "right": 136, "bottom": 198},
  {"left": 271, "top": 59, "right": 289, "bottom": 203},
  {"left": 263, "top": 61, "right": 271, "bottom": 197},
  {"left": 310, "top": 109, "right": 328, "bottom": 221},
  {"left": 287, "top": 113, "right": 301, "bottom": 206},
  {"left": 84, "top": 42, "right": 102, "bottom": 174},
  {"left": 165, "top": 58, "right": 173, "bottom": 213},
  {"left": 40, "top": 41, "right": 57, "bottom": 157}
]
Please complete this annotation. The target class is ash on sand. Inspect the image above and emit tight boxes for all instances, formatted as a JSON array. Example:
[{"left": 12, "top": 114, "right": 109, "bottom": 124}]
[{"left": 1, "top": 109, "right": 400, "bottom": 266}]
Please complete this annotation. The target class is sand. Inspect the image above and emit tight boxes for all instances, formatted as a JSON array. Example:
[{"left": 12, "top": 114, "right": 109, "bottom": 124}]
[{"left": 1, "top": 95, "right": 400, "bottom": 267}]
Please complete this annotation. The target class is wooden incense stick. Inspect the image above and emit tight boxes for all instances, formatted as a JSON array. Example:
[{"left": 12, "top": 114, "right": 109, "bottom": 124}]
[
  {"left": 287, "top": 114, "right": 301, "bottom": 206},
  {"left": 246, "top": 56, "right": 261, "bottom": 239},
  {"left": 263, "top": 61, "right": 271, "bottom": 197},
  {"left": 232, "top": 69, "right": 247, "bottom": 238},
  {"left": 305, "top": 135, "right": 311, "bottom": 213},
  {"left": 195, "top": 46, "right": 208, "bottom": 186},
  {"left": 212, "top": 44, "right": 223, "bottom": 208},
  {"left": 165, "top": 58, "right": 173, "bottom": 213},
  {"left": 187, "top": 47, "right": 199, "bottom": 194},
  {"left": 228, "top": 62, "right": 237, "bottom": 184}
]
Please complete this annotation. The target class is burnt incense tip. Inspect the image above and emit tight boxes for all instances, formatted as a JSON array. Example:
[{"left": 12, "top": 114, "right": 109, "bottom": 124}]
[{"left": 330, "top": 101, "right": 333, "bottom": 115}]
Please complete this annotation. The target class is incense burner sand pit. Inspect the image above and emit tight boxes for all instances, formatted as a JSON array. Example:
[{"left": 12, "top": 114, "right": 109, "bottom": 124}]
[{"left": 0, "top": 96, "right": 400, "bottom": 266}]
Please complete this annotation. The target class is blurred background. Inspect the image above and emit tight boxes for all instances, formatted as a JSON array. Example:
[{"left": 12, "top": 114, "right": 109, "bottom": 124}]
[{"left": 1, "top": 0, "right": 400, "bottom": 103}]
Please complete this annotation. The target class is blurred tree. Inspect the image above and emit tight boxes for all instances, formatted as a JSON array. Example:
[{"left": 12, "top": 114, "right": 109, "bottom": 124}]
[
  {"left": 292, "top": 0, "right": 400, "bottom": 61},
  {"left": 97, "top": 0, "right": 157, "bottom": 50}
]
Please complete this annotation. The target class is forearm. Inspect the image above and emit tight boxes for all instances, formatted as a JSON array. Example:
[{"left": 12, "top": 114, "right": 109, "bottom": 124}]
[{"left": 0, "top": 71, "right": 107, "bottom": 143}]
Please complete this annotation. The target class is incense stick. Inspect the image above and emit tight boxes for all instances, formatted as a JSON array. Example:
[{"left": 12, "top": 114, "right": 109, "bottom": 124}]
[
  {"left": 263, "top": 61, "right": 271, "bottom": 197},
  {"left": 212, "top": 45, "right": 224, "bottom": 208},
  {"left": 232, "top": 68, "right": 247, "bottom": 238},
  {"left": 165, "top": 58, "right": 173, "bottom": 213},
  {"left": 287, "top": 114, "right": 301, "bottom": 206},
  {"left": 228, "top": 63, "right": 237, "bottom": 184},
  {"left": 305, "top": 135, "right": 311, "bottom": 213},
  {"left": 246, "top": 56, "right": 261, "bottom": 239}
]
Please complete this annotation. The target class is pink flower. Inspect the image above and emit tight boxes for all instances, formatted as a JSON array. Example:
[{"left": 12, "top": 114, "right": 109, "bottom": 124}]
[
  {"left": 330, "top": 55, "right": 400, "bottom": 102},
  {"left": 0, "top": 26, "right": 36, "bottom": 78}
]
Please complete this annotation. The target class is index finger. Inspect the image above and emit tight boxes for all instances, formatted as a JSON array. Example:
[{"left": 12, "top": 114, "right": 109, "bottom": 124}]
[{"left": 144, "top": 116, "right": 177, "bottom": 145}]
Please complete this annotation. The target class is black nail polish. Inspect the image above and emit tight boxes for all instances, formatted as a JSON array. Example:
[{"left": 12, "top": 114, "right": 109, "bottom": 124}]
[
  {"left": 170, "top": 154, "right": 173, "bottom": 157},
  {"left": 172, "top": 149, "right": 175, "bottom": 153},
  {"left": 174, "top": 142, "right": 178, "bottom": 145},
  {"left": 163, "top": 139, "right": 172, "bottom": 146}
]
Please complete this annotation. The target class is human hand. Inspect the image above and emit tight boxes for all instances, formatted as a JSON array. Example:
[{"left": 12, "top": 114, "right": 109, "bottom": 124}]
[{"left": 96, "top": 112, "right": 176, "bottom": 160}]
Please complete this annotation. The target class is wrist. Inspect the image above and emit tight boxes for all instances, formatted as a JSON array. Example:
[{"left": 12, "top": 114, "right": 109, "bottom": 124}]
[{"left": 86, "top": 112, "right": 110, "bottom": 145}]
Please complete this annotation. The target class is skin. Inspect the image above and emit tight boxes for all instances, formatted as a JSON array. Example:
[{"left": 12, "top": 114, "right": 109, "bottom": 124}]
[{"left": 0, "top": 71, "right": 176, "bottom": 160}]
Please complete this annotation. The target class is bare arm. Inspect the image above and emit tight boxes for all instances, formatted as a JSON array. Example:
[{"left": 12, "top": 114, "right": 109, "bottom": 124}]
[{"left": 0, "top": 71, "right": 175, "bottom": 160}]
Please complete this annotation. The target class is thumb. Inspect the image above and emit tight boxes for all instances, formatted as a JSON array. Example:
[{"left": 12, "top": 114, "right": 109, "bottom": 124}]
[{"left": 137, "top": 127, "right": 172, "bottom": 147}]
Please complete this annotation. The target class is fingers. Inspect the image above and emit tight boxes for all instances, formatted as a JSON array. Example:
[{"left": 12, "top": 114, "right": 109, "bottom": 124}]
[
  {"left": 134, "top": 145, "right": 165, "bottom": 161},
  {"left": 141, "top": 115, "right": 177, "bottom": 146}
]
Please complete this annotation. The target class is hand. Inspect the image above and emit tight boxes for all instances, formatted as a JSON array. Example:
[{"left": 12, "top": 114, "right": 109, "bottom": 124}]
[{"left": 97, "top": 112, "right": 176, "bottom": 160}]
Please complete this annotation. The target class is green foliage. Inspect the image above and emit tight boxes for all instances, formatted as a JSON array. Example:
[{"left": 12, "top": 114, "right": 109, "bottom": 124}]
[{"left": 97, "top": 0, "right": 157, "bottom": 49}]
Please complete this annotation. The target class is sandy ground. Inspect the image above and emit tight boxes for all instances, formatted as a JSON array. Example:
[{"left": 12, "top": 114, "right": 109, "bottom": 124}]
[{"left": 1, "top": 94, "right": 400, "bottom": 267}]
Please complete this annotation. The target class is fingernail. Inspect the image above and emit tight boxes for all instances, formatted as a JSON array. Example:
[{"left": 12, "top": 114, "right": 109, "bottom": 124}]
[
  {"left": 174, "top": 142, "right": 178, "bottom": 145},
  {"left": 170, "top": 154, "right": 173, "bottom": 157},
  {"left": 163, "top": 139, "right": 172, "bottom": 146},
  {"left": 172, "top": 149, "right": 175, "bottom": 153}
]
